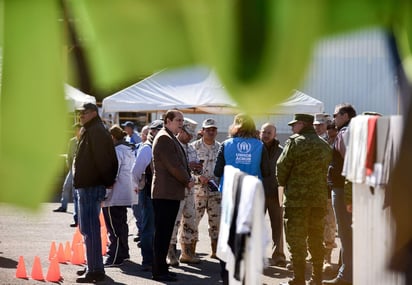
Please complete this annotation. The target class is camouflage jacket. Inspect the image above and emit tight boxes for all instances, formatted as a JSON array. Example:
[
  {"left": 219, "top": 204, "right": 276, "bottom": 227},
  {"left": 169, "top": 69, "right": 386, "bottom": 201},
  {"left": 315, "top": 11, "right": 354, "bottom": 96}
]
[
  {"left": 276, "top": 126, "right": 332, "bottom": 207},
  {"left": 190, "top": 138, "right": 221, "bottom": 189}
]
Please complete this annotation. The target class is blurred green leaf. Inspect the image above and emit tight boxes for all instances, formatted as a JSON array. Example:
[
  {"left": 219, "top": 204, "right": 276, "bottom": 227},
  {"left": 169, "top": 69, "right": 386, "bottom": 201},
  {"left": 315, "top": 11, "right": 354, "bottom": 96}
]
[
  {"left": 0, "top": 0, "right": 67, "bottom": 208},
  {"left": 67, "top": 0, "right": 195, "bottom": 92},
  {"left": 322, "top": 0, "right": 395, "bottom": 34}
]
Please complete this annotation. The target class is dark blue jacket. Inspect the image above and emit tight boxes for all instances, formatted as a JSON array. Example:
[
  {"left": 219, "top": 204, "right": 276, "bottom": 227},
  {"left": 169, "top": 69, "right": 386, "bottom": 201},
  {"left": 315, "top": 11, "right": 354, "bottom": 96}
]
[{"left": 214, "top": 137, "right": 270, "bottom": 190}]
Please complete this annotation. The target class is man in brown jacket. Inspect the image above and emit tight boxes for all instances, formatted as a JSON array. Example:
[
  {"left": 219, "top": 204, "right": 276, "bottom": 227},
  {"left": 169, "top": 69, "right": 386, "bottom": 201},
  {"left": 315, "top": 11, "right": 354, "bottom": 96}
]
[{"left": 151, "top": 110, "right": 195, "bottom": 282}]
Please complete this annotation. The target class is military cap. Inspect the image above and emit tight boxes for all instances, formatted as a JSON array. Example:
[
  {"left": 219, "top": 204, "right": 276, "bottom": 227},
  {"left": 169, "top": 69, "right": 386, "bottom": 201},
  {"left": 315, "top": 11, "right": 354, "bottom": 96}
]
[
  {"left": 183, "top": 117, "right": 198, "bottom": 136},
  {"left": 288, "top": 114, "right": 314, "bottom": 126}
]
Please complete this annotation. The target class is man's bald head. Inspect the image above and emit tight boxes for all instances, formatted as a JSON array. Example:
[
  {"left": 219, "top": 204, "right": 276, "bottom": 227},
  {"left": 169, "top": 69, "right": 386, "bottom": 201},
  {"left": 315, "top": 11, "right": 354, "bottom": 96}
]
[{"left": 260, "top": 122, "right": 277, "bottom": 145}]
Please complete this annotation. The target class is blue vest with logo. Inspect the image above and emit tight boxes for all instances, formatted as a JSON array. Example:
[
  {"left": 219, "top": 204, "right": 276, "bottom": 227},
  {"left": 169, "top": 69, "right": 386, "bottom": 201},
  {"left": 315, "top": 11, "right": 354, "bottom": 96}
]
[{"left": 223, "top": 137, "right": 263, "bottom": 179}]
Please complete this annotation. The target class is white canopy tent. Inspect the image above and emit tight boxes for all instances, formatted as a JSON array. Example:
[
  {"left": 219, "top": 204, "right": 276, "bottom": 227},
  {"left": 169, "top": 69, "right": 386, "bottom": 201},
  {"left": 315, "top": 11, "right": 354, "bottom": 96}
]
[
  {"left": 102, "top": 66, "right": 324, "bottom": 115},
  {"left": 65, "top": 84, "right": 96, "bottom": 112}
]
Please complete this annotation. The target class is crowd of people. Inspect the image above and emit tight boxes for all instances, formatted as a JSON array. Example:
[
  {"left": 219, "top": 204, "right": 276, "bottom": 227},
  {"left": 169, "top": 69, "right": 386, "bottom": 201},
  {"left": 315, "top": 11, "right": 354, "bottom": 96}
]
[{"left": 53, "top": 102, "right": 356, "bottom": 285}]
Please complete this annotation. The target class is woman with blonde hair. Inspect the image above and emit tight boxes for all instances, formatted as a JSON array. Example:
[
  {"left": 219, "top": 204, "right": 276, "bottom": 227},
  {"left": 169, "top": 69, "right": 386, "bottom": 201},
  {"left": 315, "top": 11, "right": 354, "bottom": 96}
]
[{"left": 214, "top": 113, "right": 271, "bottom": 284}]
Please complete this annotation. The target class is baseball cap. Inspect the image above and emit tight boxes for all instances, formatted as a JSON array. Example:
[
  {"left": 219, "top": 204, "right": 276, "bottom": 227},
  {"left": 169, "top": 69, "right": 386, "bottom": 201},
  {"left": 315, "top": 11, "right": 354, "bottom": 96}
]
[
  {"left": 77, "top": 102, "right": 98, "bottom": 112},
  {"left": 121, "top": 121, "right": 135, "bottom": 128},
  {"left": 288, "top": 114, "right": 314, "bottom": 126},
  {"left": 149, "top": 119, "right": 164, "bottom": 130},
  {"left": 202, "top": 118, "right": 217, "bottom": 129},
  {"left": 313, "top": 113, "right": 327, "bottom": 125}
]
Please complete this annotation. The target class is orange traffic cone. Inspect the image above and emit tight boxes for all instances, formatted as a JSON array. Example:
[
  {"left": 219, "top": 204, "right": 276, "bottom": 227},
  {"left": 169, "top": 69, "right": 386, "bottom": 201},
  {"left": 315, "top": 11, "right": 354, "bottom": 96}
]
[
  {"left": 71, "top": 243, "right": 86, "bottom": 265},
  {"left": 49, "top": 241, "right": 57, "bottom": 261},
  {"left": 57, "top": 243, "right": 66, "bottom": 263},
  {"left": 46, "top": 257, "right": 62, "bottom": 282},
  {"left": 15, "top": 256, "right": 28, "bottom": 279},
  {"left": 79, "top": 243, "right": 86, "bottom": 264},
  {"left": 31, "top": 256, "right": 44, "bottom": 281},
  {"left": 101, "top": 227, "right": 108, "bottom": 256},
  {"left": 99, "top": 211, "right": 106, "bottom": 228},
  {"left": 64, "top": 241, "right": 72, "bottom": 262},
  {"left": 72, "top": 228, "right": 83, "bottom": 250}
]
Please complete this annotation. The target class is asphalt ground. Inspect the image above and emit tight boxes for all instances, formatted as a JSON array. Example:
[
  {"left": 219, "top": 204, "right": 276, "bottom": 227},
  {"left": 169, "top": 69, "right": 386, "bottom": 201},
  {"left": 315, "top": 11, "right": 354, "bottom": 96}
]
[{"left": 0, "top": 203, "right": 340, "bottom": 284}]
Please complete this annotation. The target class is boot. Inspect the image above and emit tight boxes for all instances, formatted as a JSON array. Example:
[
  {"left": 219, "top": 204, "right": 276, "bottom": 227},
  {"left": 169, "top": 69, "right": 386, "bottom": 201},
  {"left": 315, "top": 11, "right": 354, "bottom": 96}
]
[
  {"left": 281, "top": 261, "right": 305, "bottom": 285},
  {"left": 280, "top": 279, "right": 305, "bottom": 285},
  {"left": 210, "top": 239, "right": 218, "bottom": 259},
  {"left": 191, "top": 240, "right": 197, "bottom": 255},
  {"left": 179, "top": 243, "right": 200, "bottom": 264},
  {"left": 322, "top": 248, "right": 333, "bottom": 273},
  {"left": 309, "top": 261, "right": 323, "bottom": 285},
  {"left": 167, "top": 244, "right": 179, "bottom": 266}
]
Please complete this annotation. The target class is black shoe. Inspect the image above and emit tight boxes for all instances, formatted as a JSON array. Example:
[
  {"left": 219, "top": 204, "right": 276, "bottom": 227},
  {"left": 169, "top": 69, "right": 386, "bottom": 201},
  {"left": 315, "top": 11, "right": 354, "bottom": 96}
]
[
  {"left": 142, "top": 264, "right": 152, "bottom": 272},
  {"left": 76, "top": 268, "right": 87, "bottom": 276},
  {"left": 322, "top": 277, "right": 352, "bottom": 285},
  {"left": 152, "top": 274, "right": 177, "bottom": 282},
  {"left": 271, "top": 257, "right": 287, "bottom": 267},
  {"left": 104, "top": 258, "right": 124, "bottom": 267},
  {"left": 168, "top": 271, "right": 177, "bottom": 277},
  {"left": 76, "top": 271, "right": 105, "bottom": 283},
  {"left": 53, "top": 207, "right": 67, "bottom": 213},
  {"left": 70, "top": 222, "right": 78, "bottom": 227}
]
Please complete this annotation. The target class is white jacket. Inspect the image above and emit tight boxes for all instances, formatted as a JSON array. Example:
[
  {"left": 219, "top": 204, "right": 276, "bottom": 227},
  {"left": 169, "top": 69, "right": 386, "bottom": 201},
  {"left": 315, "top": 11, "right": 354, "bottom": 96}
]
[{"left": 102, "top": 143, "right": 138, "bottom": 207}]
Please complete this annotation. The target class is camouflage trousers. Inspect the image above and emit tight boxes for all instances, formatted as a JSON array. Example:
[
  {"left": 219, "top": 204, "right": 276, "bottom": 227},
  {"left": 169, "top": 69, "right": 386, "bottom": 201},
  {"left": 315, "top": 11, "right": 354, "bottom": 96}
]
[
  {"left": 284, "top": 206, "right": 326, "bottom": 267},
  {"left": 324, "top": 198, "right": 337, "bottom": 249},
  {"left": 194, "top": 186, "right": 222, "bottom": 241},
  {"left": 170, "top": 187, "right": 197, "bottom": 244}
]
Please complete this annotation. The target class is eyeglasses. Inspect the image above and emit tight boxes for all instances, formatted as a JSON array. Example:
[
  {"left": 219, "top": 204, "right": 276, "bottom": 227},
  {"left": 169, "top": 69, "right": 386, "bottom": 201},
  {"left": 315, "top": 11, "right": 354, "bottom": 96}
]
[
  {"left": 80, "top": 110, "right": 92, "bottom": 115},
  {"left": 333, "top": 112, "right": 344, "bottom": 118}
]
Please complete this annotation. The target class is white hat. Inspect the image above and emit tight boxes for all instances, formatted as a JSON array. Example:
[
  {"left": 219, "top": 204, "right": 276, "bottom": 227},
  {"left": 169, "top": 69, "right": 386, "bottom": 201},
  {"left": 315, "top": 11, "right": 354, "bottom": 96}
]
[
  {"left": 313, "top": 113, "right": 327, "bottom": 125},
  {"left": 183, "top": 117, "right": 198, "bottom": 137},
  {"left": 202, "top": 118, "right": 217, "bottom": 129}
]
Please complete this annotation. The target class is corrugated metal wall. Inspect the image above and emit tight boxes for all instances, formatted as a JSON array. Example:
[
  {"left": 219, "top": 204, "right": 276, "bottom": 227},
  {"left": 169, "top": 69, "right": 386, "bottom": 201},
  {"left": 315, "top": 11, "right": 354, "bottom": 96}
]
[{"left": 302, "top": 28, "right": 400, "bottom": 116}]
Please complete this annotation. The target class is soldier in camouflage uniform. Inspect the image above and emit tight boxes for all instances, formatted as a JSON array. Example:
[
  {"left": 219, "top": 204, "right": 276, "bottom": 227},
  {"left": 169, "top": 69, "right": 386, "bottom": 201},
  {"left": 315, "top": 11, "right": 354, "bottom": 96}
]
[
  {"left": 191, "top": 118, "right": 221, "bottom": 258},
  {"left": 168, "top": 118, "right": 201, "bottom": 265},
  {"left": 277, "top": 114, "right": 332, "bottom": 285}
]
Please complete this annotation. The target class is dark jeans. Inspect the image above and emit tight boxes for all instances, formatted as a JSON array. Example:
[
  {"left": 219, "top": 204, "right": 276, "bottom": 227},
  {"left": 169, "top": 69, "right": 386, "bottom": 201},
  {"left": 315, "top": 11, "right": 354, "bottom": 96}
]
[
  {"left": 102, "top": 206, "right": 130, "bottom": 262},
  {"left": 77, "top": 186, "right": 106, "bottom": 274},
  {"left": 60, "top": 171, "right": 71, "bottom": 210},
  {"left": 73, "top": 189, "right": 79, "bottom": 224},
  {"left": 61, "top": 170, "right": 79, "bottom": 224},
  {"left": 152, "top": 198, "right": 180, "bottom": 276},
  {"left": 332, "top": 187, "right": 353, "bottom": 282},
  {"left": 265, "top": 193, "right": 286, "bottom": 260},
  {"left": 132, "top": 200, "right": 142, "bottom": 236},
  {"left": 139, "top": 191, "right": 155, "bottom": 267}
]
